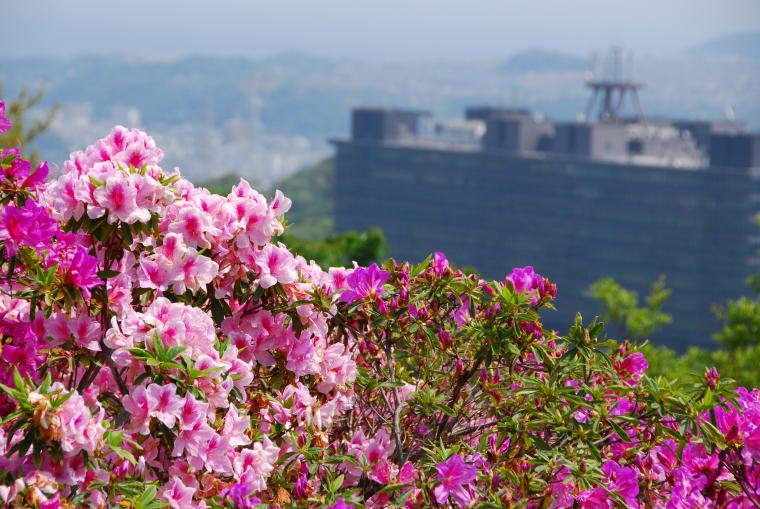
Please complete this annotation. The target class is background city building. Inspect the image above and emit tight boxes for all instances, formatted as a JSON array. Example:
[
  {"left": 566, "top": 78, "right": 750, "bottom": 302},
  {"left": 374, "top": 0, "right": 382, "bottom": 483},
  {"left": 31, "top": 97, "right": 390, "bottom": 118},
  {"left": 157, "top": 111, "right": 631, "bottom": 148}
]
[{"left": 333, "top": 77, "right": 760, "bottom": 349}]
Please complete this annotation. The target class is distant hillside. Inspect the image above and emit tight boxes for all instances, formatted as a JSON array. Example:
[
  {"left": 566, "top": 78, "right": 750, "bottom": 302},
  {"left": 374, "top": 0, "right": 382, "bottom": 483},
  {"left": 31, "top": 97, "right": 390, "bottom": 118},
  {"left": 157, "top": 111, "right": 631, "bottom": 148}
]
[
  {"left": 276, "top": 158, "right": 334, "bottom": 240},
  {"left": 688, "top": 31, "right": 760, "bottom": 60},
  {"left": 0, "top": 53, "right": 348, "bottom": 136},
  {"left": 503, "top": 49, "right": 588, "bottom": 73}
]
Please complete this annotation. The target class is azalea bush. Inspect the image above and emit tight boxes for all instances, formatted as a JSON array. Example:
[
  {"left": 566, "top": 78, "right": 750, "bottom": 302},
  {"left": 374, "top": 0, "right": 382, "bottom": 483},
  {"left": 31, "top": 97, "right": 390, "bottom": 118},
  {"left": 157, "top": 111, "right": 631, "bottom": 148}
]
[{"left": 2, "top": 101, "right": 760, "bottom": 508}]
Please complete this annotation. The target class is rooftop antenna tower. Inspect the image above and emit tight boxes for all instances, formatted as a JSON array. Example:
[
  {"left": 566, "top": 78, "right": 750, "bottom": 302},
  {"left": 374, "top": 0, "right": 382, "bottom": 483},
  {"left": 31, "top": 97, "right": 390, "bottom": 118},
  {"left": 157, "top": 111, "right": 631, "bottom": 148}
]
[{"left": 583, "top": 47, "right": 645, "bottom": 123}]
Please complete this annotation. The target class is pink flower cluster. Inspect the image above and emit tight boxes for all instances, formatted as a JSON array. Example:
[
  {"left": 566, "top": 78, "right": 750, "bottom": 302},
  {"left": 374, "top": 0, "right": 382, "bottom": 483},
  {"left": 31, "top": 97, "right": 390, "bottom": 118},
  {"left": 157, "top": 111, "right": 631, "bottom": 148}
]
[
  {"left": 0, "top": 123, "right": 366, "bottom": 507},
  {"left": 45, "top": 126, "right": 169, "bottom": 224}
]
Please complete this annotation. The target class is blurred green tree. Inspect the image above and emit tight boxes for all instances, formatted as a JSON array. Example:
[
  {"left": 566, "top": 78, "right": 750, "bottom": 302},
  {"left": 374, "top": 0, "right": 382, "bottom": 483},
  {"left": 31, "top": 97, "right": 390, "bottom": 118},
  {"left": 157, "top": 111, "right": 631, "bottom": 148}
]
[
  {"left": 0, "top": 84, "right": 59, "bottom": 167},
  {"left": 712, "top": 284, "right": 760, "bottom": 350},
  {"left": 281, "top": 227, "right": 388, "bottom": 269},
  {"left": 590, "top": 275, "right": 672, "bottom": 342}
]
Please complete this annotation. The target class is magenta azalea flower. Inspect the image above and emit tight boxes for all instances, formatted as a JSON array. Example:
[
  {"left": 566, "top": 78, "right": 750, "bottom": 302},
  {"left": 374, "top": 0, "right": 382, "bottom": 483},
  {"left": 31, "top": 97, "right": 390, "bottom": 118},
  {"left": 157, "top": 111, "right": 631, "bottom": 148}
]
[
  {"left": 340, "top": 263, "right": 390, "bottom": 303},
  {"left": 615, "top": 352, "right": 649, "bottom": 384},
  {"left": 0, "top": 199, "right": 58, "bottom": 256},
  {"left": 46, "top": 240, "right": 101, "bottom": 297},
  {"left": 0, "top": 100, "right": 11, "bottom": 132},
  {"left": 434, "top": 454, "right": 478, "bottom": 507},
  {"left": 431, "top": 251, "right": 449, "bottom": 277},
  {"left": 506, "top": 265, "right": 556, "bottom": 306},
  {"left": 507, "top": 265, "right": 539, "bottom": 294},
  {"left": 0, "top": 148, "right": 49, "bottom": 189},
  {"left": 601, "top": 460, "right": 639, "bottom": 507},
  {"left": 220, "top": 482, "right": 261, "bottom": 509}
]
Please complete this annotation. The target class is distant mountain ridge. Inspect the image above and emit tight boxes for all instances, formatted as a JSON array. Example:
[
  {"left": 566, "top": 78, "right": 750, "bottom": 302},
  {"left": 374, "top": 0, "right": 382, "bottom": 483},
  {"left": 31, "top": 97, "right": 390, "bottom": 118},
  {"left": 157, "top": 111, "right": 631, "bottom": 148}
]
[
  {"left": 503, "top": 49, "right": 588, "bottom": 73},
  {"left": 688, "top": 31, "right": 760, "bottom": 60}
]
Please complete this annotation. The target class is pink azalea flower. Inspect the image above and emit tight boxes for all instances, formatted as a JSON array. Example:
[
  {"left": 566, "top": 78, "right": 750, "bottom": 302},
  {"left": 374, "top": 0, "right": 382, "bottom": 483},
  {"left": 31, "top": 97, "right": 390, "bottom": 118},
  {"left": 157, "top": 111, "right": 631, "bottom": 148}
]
[
  {"left": 93, "top": 175, "right": 150, "bottom": 224},
  {"left": 46, "top": 241, "right": 101, "bottom": 298},
  {"left": 202, "top": 433, "right": 233, "bottom": 474},
  {"left": 254, "top": 243, "right": 297, "bottom": 289},
  {"left": 22, "top": 161, "right": 49, "bottom": 190},
  {"left": 222, "top": 345, "right": 254, "bottom": 390},
  {"left": 269, "top": 189, "right": 292, "bottom": 217},
  {"left": 741, "top": 410, "right": 760, "bottom": 460},
  {"left": 369, "top": 459, "right": 393, "bottom": 484},
  {"left": 146, "top": 383, "right": 183, "bottom": 428},
  {"left": 223, "top": 407, "right": 251, "bottom": 447},
  {"left": 178, "top": 392, "right": 209, "bottom": 429},
  {"left": 220, "top": 482, "right": 261, "bottom": 509},
  {"left": 45, "top": 172, "right": 86, "bottom": 221},
  {"left": 434, "top": 454, "right": 478, "bottom": 508},
  {"left": 161, "top": 478, "right": 195, "bottom": 509},
  {"left": 168, "top": 204, "right": 220, "bottom": 249},
  {"left": 507, "top": 266, "right": 539, "bottom": 293},
  {"left": 318, "top": 342, "right": 357, "bottom": 394},
  {"left": 286, "top": 331, "right": 317, "bottom": 377},
  {"left": 364, "top": 429, "right": 395, "bottom": 465},
  {"left": 398, "top": 461, "right": 415, "bottom": 484},
  {"left": 44, "top": 313, "right": 73, "bottom": 347},
  {"left": 328, "top": 267, "right": 351, "bottom": 292},
  {"left": 173, "top": 418, "right": 215, "bottom": 458},
  {"left": 122, "top": 385, "right": 151, "bottom": 435},
  {"left": 56, "top": 385, "right": 105, "bottom": 455},
  {"left": 576, "top": 488, "right": 609, "bottom": 508},
  {"left": 111, "top": 134, "right": 163, "bottom": 169},
  {"left": 172, "top": 249, "right": 218, "bottom": 295},
  {"left": 0, "top": 147, "right": 48, "bottom": 190},
  {"left": 230, "top": 179, "right": 276, "bottom": 247},
  {"left": 67, "top": 314, "right": 102, "bottom": 352},
  {"left": 137, "top": 253, "right": 178, "bottom": 291},
  {"left": 234, "top": 437, "right": 280, "bottom": 492},
  {"left": 293, "top": 462, "right": 309, "bottom": 499}
]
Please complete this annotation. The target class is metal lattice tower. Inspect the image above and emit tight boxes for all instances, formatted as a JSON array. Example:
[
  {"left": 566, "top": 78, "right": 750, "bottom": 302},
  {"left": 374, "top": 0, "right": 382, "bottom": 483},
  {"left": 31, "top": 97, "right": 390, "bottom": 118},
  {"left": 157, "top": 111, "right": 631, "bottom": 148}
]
[{"left": 584, "top": 47, "right": 645, "bottom": 123}]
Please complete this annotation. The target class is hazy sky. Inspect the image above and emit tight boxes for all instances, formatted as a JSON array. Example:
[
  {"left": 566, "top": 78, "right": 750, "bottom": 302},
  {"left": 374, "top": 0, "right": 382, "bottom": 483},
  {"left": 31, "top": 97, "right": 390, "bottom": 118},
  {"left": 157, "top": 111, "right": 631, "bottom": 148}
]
[{"left": 2, "top": 0, "right": 759, "bottom": 61}]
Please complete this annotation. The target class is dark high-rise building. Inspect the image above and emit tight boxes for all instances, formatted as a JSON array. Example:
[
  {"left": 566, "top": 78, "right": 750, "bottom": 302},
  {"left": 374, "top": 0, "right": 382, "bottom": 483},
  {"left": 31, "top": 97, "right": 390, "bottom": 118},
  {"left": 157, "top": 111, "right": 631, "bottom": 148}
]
[{"left": 331, "top": 80, "right": 760, "bottom": 350}]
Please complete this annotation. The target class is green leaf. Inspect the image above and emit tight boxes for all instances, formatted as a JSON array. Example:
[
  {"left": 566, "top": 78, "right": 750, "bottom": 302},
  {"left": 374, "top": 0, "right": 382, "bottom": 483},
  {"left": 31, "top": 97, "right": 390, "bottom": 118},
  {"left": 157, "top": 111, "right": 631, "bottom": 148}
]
[
  {"left": 376, "top": 483, "right": 410, "bottom": 495},
  {"left": 608, "top": 419, "right": 632, "bottom": 443},
  {"left": 97, "top": 269, "right": 121, "bottom": 280}
]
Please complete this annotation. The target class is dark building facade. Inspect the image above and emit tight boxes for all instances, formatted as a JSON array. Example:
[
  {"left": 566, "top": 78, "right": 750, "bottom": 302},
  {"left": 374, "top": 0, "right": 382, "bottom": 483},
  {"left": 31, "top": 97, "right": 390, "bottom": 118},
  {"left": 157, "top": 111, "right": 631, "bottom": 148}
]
[{"left": 332, "top": 106, "right": 760, "bottom": 350}]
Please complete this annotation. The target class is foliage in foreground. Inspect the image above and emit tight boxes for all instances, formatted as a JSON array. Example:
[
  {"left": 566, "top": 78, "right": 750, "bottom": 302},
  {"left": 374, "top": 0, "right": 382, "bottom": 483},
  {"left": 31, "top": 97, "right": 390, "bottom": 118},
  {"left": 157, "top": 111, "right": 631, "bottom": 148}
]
[{"left": 3, "top": 103, "right": 760, "bottom": 508}]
